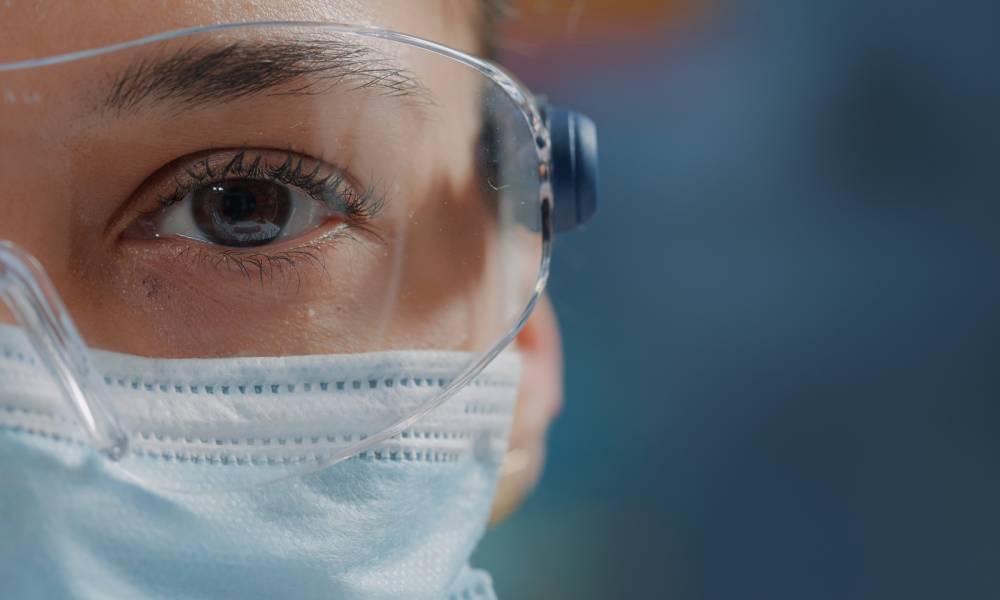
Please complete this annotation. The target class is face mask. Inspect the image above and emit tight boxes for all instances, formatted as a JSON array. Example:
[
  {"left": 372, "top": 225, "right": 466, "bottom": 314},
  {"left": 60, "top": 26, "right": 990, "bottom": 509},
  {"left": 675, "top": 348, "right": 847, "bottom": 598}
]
[{"left": 0, "top": 323, "right": 518, "bottom": 600}]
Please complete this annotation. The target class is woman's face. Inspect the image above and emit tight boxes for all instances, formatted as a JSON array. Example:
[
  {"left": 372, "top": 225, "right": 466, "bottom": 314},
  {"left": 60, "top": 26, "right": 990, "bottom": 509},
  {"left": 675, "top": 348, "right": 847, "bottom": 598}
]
[
  {"left": 0, "top": 1, "right": 511, "bottom": 357},
  {"left": 0, "top": 0, "right": 560, "bottom": 520}
]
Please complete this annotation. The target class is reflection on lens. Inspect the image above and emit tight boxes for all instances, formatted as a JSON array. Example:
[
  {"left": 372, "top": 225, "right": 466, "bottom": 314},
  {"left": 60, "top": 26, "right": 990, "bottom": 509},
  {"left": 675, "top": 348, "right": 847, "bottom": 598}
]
[{"left": 191, "top": 179, "right": 293, "bottom": 247}]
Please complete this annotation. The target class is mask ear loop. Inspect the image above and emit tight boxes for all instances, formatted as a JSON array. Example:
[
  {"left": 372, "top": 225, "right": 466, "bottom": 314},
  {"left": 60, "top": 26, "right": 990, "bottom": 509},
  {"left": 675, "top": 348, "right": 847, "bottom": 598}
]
[{"left": 0, "top": 242, "right": 128, "bottom": 460}]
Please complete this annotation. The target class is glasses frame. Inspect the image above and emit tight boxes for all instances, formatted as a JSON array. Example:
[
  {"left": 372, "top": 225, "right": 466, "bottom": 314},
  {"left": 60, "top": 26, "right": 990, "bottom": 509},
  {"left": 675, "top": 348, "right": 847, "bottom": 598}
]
[{"left": 0, "top": 21, "right": 555, "bottom": 467}]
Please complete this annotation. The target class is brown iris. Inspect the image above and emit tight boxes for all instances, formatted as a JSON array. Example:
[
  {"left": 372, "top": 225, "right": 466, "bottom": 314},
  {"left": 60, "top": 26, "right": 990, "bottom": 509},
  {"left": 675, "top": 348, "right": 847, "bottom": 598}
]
[{"left": 191, "top": 178, "right": 293, "bottom": 247}]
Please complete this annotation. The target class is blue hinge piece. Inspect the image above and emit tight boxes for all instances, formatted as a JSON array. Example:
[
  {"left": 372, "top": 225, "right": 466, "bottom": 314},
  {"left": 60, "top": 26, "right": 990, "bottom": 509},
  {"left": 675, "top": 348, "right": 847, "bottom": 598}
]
[{"left": 543, "top": 106, "right": 599, "bottom": 232}]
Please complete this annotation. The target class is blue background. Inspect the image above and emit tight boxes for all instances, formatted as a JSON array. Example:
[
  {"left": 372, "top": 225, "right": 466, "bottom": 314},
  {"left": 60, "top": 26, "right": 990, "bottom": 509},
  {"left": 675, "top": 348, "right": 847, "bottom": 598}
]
[{"left": 475, "top": 2, "right": 1000, "bottom": 598}]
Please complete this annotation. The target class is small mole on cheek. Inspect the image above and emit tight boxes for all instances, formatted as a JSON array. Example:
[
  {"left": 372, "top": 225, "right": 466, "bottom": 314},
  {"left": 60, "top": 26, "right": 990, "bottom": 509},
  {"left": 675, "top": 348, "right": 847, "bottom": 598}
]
[{"left": 142, "top": 276, "right": 163, "bottom": 299}]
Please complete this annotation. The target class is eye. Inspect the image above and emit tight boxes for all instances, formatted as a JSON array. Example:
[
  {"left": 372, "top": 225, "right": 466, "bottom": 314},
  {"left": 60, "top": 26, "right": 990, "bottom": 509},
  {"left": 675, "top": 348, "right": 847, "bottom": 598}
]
[
  {"left": 128, "top": 149, "right": 384, "bottom": 250},
  {"left": 160, "top": 177, "right": 338, "bottom": 248}
]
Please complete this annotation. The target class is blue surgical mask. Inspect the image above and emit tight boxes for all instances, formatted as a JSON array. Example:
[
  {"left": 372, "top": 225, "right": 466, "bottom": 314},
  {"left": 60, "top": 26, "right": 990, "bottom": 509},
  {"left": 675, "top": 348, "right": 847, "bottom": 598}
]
[{"left": 0, "top": 324, "right": 518, "bottom": 599}]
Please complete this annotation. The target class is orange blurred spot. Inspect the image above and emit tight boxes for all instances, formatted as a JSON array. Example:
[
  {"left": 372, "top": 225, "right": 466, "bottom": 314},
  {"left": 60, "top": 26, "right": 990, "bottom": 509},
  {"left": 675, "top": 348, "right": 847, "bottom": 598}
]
[{"left": 502, "top": 0, "right": 701, "bottom": 42}]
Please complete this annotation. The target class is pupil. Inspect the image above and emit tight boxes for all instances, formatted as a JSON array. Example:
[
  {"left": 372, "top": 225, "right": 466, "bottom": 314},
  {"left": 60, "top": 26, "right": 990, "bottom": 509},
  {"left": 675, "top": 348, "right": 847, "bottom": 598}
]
[
  {"left": 191, "top": 178, "right": 293, "bottom": 247},
  {"left": 221, "top": 188, "right": 256, "bottom": 222}
]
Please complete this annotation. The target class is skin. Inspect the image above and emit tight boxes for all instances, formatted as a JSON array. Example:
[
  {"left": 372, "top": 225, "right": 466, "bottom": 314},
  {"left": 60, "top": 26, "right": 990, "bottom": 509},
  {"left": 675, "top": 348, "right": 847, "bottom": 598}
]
[{"left": 0, "top": 1, "right": 560, "bottom": 522}]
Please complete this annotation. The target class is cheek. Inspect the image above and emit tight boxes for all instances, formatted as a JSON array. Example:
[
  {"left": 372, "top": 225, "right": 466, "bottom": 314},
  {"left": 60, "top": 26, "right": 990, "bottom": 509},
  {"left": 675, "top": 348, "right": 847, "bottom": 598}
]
[
  {"left": 511, "top": 298, "right": 564, "bottom": 446},
  {"left": 72, "top": 239, "right": 388, "bottom": 356},
  {"left": 490, "top": 300, "right": 563, "bottom": 523}
]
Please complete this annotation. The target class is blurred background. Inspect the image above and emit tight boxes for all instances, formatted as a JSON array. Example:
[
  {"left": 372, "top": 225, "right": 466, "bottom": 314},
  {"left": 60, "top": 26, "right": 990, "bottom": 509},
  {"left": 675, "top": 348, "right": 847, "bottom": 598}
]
[{"left": 473, "top": 1, "right": 1000, "bottom": 598}]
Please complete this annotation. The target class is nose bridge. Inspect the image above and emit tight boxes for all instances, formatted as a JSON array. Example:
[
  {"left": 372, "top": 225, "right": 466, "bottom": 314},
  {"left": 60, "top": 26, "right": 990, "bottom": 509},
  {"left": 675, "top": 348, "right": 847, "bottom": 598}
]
[{"left": 0, "top": 98, "right": 80, "bottom": 283}]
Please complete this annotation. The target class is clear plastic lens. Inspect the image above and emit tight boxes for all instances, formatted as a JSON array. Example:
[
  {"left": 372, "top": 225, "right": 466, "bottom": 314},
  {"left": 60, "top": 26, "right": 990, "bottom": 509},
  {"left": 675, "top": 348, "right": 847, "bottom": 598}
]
[{"left": 0, "top": 24, "right": 550, "bottom": 488}]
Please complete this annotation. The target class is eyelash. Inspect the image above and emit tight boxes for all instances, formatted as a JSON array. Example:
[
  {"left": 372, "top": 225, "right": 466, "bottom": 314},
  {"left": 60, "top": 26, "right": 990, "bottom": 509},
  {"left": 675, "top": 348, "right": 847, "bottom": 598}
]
[
  {"left": 171, "top": 244, "right": 331, "bottom": 290},
  {"left": 158, "top": 147, "right": 384, "bottom": 225}
]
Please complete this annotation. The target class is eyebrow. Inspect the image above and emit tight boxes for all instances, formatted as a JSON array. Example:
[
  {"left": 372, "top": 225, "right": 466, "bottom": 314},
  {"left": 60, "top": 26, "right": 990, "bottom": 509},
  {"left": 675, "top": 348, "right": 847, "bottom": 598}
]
[{"left": 103, "top": 38, "right": 431, "bottom": 114}]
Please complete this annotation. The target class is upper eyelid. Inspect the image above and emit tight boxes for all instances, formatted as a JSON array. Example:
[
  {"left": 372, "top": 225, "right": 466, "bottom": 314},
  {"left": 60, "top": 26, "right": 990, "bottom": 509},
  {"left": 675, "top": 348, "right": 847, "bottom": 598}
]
[
  {"left": 158, "top": 148, "right": 337, "bottom": 207},
  {"left": 151, "top": 148, "right": 385, "bottom": 228}
]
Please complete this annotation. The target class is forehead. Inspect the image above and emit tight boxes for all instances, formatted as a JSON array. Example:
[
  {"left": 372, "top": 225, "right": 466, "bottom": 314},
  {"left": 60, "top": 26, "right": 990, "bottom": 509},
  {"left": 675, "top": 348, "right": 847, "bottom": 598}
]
[{"left": 0, "top": 0, "right": 482, "bottom": 62}]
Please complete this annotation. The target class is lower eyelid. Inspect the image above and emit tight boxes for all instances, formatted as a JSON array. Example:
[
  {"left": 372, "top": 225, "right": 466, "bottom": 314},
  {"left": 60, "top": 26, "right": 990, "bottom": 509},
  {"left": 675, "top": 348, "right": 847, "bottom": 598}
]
[{"left": 123, "top": 230, "right": 352, "bottom": 286}]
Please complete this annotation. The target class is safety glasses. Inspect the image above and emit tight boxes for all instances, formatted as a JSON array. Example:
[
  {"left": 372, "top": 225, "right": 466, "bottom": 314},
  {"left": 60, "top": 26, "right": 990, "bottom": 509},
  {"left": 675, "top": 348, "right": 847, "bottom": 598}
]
[{"left": 0, "top": 21, "right": 597, "bottom": 489}]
